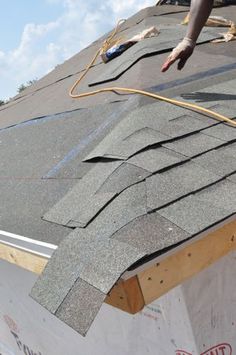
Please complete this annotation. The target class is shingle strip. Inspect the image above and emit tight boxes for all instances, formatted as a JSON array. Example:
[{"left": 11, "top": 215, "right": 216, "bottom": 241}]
[
  {"left": 75, "top": 181, "right": 148, "bottom": 236},
  {"left": 228, "top": 173, "right": 236, "bottom": 184},
  {"left": 78, "top": 238, "right": 145, "bottom": 293},
  {"left": 192, "top": 147, "right": 236, "bottom": 178},
  {"left": 31, "top": 228, "right": 145, "bottom": 335},
  {"left": 43, "top": 160, "right": 122, "bottom": 227},
  {"left": 30, "top": 229, "right": 96, "bottom": 314},
  {"left": 202, "top": 123, "right": 236, "bottom": 142},
  {"left": 146, "top": 161, "right": 221, "bottom": 211},
  {"left": 113, "top": 212, "right": 190, "bottom": 255},
  {"left": 127, "top": 147, "right": 187, "bottom": 173},
  {"left": 97, "top": 162, "right": 151, "bottom": 194},
  {"left": 194, "top": 179, "right": 236, "bottom": 214},
  {"left": 106, "top": 127, "right": 170, "bottom": 159},
  {"left": 89, "top": 27, "right": 220, "bottom": 86},
  {"left": 159, "top": 194, "right": 233, "bottom": 235},
  {"left": 56, "top": 278, "right": 106, "bottom": 336},
  {"left": 163, "top": 132, "right": 224, "bottom": 157}
]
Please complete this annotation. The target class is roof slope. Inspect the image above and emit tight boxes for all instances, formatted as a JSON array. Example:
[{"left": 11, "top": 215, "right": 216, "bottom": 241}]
[{"left": 0, "top": 5, "right": 235, "bottom": 336}]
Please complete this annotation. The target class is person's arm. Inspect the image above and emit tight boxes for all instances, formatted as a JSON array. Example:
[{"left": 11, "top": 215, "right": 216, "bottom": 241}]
[{"left": 161, "top": 0, "right": 214, "bottom": 72}]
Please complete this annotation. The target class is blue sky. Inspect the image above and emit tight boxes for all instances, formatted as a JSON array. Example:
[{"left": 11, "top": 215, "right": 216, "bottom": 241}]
[
  {"left": 0, "top": 0, "right": 154, "bottom": 100},
  {"left": 0, "top": 1, "right": 64, "bottom": 51}
]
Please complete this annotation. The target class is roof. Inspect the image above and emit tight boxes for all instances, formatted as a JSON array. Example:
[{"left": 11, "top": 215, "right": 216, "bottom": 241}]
[{"left": 0, "top": 4, "right": 235, "bottom": 336}]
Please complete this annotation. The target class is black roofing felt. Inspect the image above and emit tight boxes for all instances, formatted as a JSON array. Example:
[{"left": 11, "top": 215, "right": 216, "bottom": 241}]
[{"left": 0, "top": 4, "right": 235, "bottom": 336}]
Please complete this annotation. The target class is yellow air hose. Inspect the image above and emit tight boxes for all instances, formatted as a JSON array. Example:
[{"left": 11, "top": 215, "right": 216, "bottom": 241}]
[{"left": 69, "top": 20, "right": 236, "bottom": 127}]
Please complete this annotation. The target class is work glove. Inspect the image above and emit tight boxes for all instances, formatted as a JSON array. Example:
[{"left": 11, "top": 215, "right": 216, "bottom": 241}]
[{"left": 161, "top": 37, "right": 195, "bottom": 72}]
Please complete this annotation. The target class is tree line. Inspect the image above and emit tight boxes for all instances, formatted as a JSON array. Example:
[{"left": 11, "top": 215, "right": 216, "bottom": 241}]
[{"left": 0, "top": 79, "right": 38, "bottom": 106}]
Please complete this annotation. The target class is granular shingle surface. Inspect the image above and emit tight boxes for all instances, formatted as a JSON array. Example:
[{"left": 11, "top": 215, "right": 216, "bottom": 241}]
[
  {"left": 163, "top": 132, "right": 224, "bottom": 157},
  {"left": 146, "top": 161, "right": 221, "bottom": 210},
  {"left": 127, "top": 147, "right": 187, "bottom": 172},
  {"left": 56, "top": 278, "right": 106, "bottom": 336},
  {"left": 0, "top": 3, "right": 235, "bottom": 337}
]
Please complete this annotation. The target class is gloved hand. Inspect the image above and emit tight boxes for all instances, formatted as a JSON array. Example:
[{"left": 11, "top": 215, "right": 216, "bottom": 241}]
[{"left": 161, "top": 37, "right": 195, "bottom": 72}]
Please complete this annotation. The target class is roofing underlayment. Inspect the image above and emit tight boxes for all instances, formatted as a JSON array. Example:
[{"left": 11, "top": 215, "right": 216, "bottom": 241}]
[{"left": 0, "top": 5, "right": 235, "bottom": 336}]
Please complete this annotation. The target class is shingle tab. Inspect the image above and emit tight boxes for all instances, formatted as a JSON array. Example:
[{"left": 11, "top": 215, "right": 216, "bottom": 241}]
[
  {"left": 56, "top": 279, "right": 106, "bottom": 336},
  {"left": 159, "top": 194, "right": 233, "bottom": 235},
  {"left": 202, "top": 123, "right": 236, "bottom": 142},
  {"left": 128, "top": 147, "right": 186, "bottom": 173},
  {"left": 31, "top": 227, "right": 145, "bottom": 334},
  {"left": 79, "top": 239, "right": 145, "bottom": 293},
  {"left": 1, "top": 3, "right": 235, "bottom": 339},
  {"left": 43, "top": 160, "right": 122, "bottom": 227},
  {"left": 85, "top": 181, "right": 148, "bottom": 239},
  {"left": 113, "top": 212, "right": 190, "bottom": 254},
  {"left": 146, "top": 161, "right": 221, "bottom": 210},
  {"left": 193, "top": 148, "right": 236, "bottom": 178},
  {"left": 195, "top": 179, "right": 236, "bottom": 213},
  {"left": 157, "top": 114, "right": 212, "bottom": 138},
  {"left": 163, "top": 132, "right": 224, "bottom": 157},
  {"left": 89, "top": 35, "right": 183, "bottom": 86},
  {"left": 97, "top": 162, "right": 151, "bottom": 194},
  {"left": 30, "top": 229, "right": 96, "bottom": 314},
  {"left": 106, "top": 127, "right": 170, "bottom": 159},
  {"left": 228, "top": 173, "right": 236, "bottom": 184},
  {"left": 89, "top": 26, "right": 220, "bottom": 86}
]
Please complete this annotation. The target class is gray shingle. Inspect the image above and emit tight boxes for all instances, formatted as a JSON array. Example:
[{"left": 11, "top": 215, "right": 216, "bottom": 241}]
[
  {"left": 179, "top": 80, "right": 236, "bottom": 109},
  {"left": 113, "top": 212, "right": 190, "bottom": 254},
  {"left": 157, "top": 114, "right": 212, "bottom": 138},
  {"left": 69, "top": 192, "right": 117, "bottom": 227},
  {"left": 202, "top": 123, "right": 236, "bottom": 142},
  {"left": 85, "top": 181, "right": 148, "bottom": 239},
  {"left": 43, "top": 160, "right": 122, "bottom": 227},
  {"left": 193, "top": 148, "right": 236, "bottom": 178},
  {"left": 31, "top": 227, "right": 145, "bottom": 329},
  {"left": 228, "top": 173, "right": 236, "bottom": 184},
  {"left": 195, "top": 179, "right": 236, "bottom": 213},
  {"left": 30, "top": 229, "right": 96, "bottom": 314},
  {"left": 89, "top": 26, "right": 220, "bottom": 86},
  {"left": 127, "top": 147, "right": 186, "bottom": 173},
  {"left": 159, "top": 194, "right": 233, "bottom": 235},
  {"left": 163, "top": 132, "right": 224, "bottom": 157},
  {"left": 83, "top": 99, "right": 216, "bottom": 162},
  {"left": 219, "top": 142, "right": 236, "bottom": 157},
  {"left": 83, "top": 105, "right": 153, "bottom": 161},
  {"left": 56, "top": 279, "right": 106, "bottom": 336},
  {"left": 146, "top": 161, "right": 221, "bottom": 210},
  {"left": 79, "top": 239, "right": 145, "bottom": 293},
  {"left": 97, "top": 162, "right": 151, "bottom": 194},
  {"left": 106, "top": 127, "right": 170, "bottom": 159},
  {"left": 197, "top": 104, "right": 236, "bottom": 122},
  {"left": 89, "top": 36, "right": 183, "bottom": 86}
]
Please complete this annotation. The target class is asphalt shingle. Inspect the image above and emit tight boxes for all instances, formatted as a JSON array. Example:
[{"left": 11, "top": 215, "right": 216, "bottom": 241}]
[
  {"left": 146, "top": 161, "right": 221, "bottom": 210},
  {"left": 163, "top": 132, "right": 224, "bottom": 157},
  {"left": 84, "top": 181, "right": 148, "bottom": 238},
  {"left": 159, "top": 194, "right": 233, "bottom": 235},
  {"left": 89, "top": 26, "right": 220, "bottom": 86},
  {"left": 43, "top": 160, "right": 122, "bottom": 227},
  {"left": 113, "top": 212, "right": 190, "bottom": 255},
  {"left": 127, "top": 147, "right": 187, "bottom": 173},
  {"left": 56, "top": 278, "right": 106, "bottom": 337},
  {"left": 97, "top": 162, "right": 151, "bottom": 194},
  {"left": 195, "top": 179, "right": 236, "bottom": 213},
  {"left": 202, "top": 122, "right": 236, "bottom": 142},
  {"left": 193, "top": 147, "right": 236, "bottom": 178},
  {"left": 3, "top": 4, "right": 235, "bottom": 338},
  {"left": 78, "top": 239, "right": 145, "bottom": 293}
]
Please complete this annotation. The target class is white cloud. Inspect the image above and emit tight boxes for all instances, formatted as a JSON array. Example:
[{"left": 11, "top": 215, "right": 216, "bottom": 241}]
[{"left": 0, "top": 0, "right": 154, "bottom": 100}]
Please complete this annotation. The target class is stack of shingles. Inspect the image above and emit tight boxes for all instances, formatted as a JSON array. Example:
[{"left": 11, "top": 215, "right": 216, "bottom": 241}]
[{"left": 31, "top": 77, "right": 236, "bottom": 336}]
